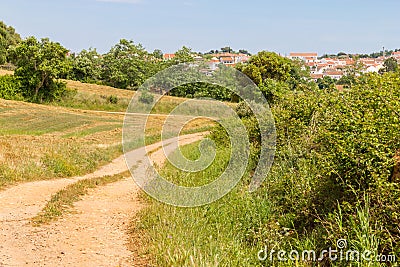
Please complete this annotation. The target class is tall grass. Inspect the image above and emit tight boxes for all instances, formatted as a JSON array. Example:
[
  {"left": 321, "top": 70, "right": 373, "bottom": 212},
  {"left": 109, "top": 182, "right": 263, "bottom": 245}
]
[{"left": 136, "top": 137, "right": 279, "bottom": 266}]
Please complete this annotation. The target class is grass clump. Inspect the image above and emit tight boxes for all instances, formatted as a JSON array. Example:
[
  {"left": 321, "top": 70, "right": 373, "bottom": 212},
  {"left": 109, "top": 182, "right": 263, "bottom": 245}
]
[{"left": 32, "top": 171, "right": 129, "bottom": 225}]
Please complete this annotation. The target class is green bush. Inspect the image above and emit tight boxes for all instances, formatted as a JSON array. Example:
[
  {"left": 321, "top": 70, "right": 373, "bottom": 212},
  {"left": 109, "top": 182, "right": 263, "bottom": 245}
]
[
  {"left": 210, "top": 71, "right": 400, "bottom": 259},
  {"left": 138, "top": 71, "right": 400, "bottom": 266},
  {"left": 0, "top": 74, "right": 23, "bottom": 100},
  {"left": 138, "top": 90, "right": 154, "bottom": 104},
  {"left": 235, "top": 101, "right": 253, "bottom": 118},
  {"left": 107, "top": 95, "right": 118, "bottom": 104}
]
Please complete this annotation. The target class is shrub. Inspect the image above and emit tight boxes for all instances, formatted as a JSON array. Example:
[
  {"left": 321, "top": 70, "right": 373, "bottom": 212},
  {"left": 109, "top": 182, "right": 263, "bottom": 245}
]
[
  {"left": 235, "top": 101, "right": 253, "bottom": 118},
  {"left": 107, "top": 95, "right": 118, "bottom": 104},
  {"left": 138, "top": 91, "right": 154, "bottom": 104},
  {"left": 0, "top": 74, "right": 23, "bottom": 100}
]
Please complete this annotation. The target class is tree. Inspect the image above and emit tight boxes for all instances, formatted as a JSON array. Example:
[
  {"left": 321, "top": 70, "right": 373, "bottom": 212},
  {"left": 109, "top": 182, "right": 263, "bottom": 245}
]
[
  {"left": 172, "top": 46, "right": 194, "bottom": 64},
  {"left": 220, "top": 46, "right": 232, "bottom": 53},
  {"left": 69, "top": 48, "right": 102, "bottom": 82},
  {"left": 236, "top": 51, "right": 293, "bottom": 84},
  {"left": 337, "top": 75, "right": 356, "bottom": 88},
  {"left": 101, "top": 39, "right": 155, "bottom": 89},
  {"left": 238, "top": 49, "right": 251, "bottom": 56},
  {"left": 316, "top": 76, "right": 336, "bottom": 90},
  {"left": 0, "top": 21, "right": 21, "bottom": 64},
  {"left": 236, "top": 51, "right": 314, "bottom": 102},
  {"left": 236, "top": 51, "right": 302, "bottom": 102},
  {"left": 380, "top": 57, "right": 399, "bottom": 73},
  {"left": 9, "top": 37, "right": 70, "bottom": 102},
  {"left": 152, "top": 49, "right": 163, "bottom": 59}
]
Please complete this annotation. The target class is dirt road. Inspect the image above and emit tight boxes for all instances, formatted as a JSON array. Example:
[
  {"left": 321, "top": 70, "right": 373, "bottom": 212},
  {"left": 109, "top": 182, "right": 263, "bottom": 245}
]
[{"left": 0, "top": 133, "right": 206, "bottom": 266}]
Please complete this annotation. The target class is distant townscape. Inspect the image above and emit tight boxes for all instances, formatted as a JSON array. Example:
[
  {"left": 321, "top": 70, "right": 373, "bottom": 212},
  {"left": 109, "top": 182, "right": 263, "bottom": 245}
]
[
  {"left": 163, "top": 50, "right": 400, "bottom": 80},
  {"left": 289, "top": 51, "right": 400, "bottom": 80}
]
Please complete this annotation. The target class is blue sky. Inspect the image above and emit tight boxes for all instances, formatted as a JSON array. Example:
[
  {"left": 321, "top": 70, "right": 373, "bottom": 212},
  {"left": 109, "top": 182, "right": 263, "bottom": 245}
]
[{"left": 1, "top": 0, "right": 399, "bottom": 55}]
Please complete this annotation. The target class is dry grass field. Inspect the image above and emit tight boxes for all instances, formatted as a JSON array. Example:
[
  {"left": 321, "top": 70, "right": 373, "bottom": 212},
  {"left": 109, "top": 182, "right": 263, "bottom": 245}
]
[
  {"left": 0, "top": 97, "right": 215, "bottom": 188},
  {"left": 0, "top": 71, "right": 221, "bottom": 188},
  {"left": 0, "top": 99, "right": 124, "bottom": 187}
]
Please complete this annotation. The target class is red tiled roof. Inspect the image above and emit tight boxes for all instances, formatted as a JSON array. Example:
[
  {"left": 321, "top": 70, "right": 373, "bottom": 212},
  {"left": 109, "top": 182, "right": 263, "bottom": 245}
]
[
  {"left": 325, "top": 71, "right": 343, "bottom": 75},
  {"left": 311, "top": 74, "right": 323, "bottom": 79},
  {"left": 163, "top": 54, "right": 176, "bottom": 59},
  {"left": 220, "top": 56, "right": 234, "bottom": 61}
]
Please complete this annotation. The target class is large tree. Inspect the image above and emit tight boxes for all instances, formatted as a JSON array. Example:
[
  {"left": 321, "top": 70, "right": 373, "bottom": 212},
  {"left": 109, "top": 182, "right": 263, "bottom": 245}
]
[
  {"left": 235, "top": 51, "right": 310, "bottom": 102},
  {"left": 69, "top": 48, "right": 102, "bottom": 82},
  {"left": 0, "top": 21, "right": 21, "bottom": 64},
  {"left": 101, "top": 39, "right": 156, "bottom": 89},
  {"left": 380, "top": 57, "right": 399, "bottom": 73},
  {"left": 9, "top": 37, "right": 70, "bottom": 101},
  {"left": 172, "top": 46, "right": 194, "bottom": 64}
]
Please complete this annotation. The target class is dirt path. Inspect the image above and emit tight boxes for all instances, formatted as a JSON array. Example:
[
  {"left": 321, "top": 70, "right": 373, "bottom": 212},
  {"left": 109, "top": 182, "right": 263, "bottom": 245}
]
[{"left": 0, "top": 132, "right": 206, "bottom": 266}]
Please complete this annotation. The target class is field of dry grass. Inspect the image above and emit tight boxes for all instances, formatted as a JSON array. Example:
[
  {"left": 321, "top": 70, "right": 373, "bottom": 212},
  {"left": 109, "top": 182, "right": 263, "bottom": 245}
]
[
  {"left": 56, "top": 79, "right": 191, "bottom": 113},
  {"left": 0, "top": 99, "right": 124, "bottom": 187},
  {"left": 65, "top": 80, "right": 135, "bottom": 99},
  {"left": 0, "top": 71, "right": 219, "bottom": 188},
  {"left": 0, "top": 97, "right": 215, "bottom": 188}
]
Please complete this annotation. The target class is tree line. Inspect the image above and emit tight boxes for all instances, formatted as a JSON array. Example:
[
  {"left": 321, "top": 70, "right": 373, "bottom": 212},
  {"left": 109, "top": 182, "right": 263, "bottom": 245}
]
[{"left": 0, "top": 20, "right": 399, "bottom": 104}]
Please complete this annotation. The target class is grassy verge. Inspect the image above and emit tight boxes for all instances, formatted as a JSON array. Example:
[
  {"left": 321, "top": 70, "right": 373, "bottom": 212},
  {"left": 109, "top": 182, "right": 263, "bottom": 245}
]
[
  {"left": 132, "top": 140, "right": 393, "bottom": 267},
  {"left": 32, "top": 171, "right": 130, "bottom": 225},
  {"left": 133, "top": 137, "right": 275, "bottom": 266}
]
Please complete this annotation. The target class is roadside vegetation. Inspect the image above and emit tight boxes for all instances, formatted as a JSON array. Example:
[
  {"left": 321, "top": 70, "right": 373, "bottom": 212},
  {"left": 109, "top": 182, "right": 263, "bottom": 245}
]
[{"left": 137, "top": 65, "right": 400, "bottom": 266}]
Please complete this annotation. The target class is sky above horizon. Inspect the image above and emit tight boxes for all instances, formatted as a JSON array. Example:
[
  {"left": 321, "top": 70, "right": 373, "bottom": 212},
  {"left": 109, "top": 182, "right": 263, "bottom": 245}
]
[{"left": 1, "top": 0, "right": 399, "bottom": 55}]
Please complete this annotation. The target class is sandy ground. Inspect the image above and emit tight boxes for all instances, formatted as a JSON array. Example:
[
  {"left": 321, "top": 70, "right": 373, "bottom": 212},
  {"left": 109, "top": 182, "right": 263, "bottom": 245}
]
[{"left": 0, "top": 133, "right": 206, "bottom": 266}]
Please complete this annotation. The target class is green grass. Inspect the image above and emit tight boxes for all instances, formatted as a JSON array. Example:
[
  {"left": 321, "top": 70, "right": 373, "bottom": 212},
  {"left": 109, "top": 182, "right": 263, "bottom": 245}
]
[
  {"left": 134, "top": 136, "right": 279, "bottom": 266},
  {"left": 0, "top": 110, "right": 98, "bottom": 136},
  {"left": 32, "top": 171, "right": 129, "bottom": 225},
  {"left": 62, "top": 123, "right": 121, "bottom": 138},
  {"left": 54, "top": 91, "right": 131, "bottom": 112},
  {"left": 160, "top": 140, "right": 230, "bottom": 187},
  {"left": 133, "top": 138, "right": 392, "bottom": 267}
]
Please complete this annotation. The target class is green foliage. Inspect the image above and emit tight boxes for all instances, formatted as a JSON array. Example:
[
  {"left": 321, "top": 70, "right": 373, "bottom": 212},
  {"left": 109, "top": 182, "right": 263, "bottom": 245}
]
[
  {"left": 238, "top": 49, "right": 251, "bottom": 56},
  {"left": 0, "top": 21, "right": 21, "bottom": 64},
  {"left": 221, "top": 46, "right": 233, "bottom": 53},
  {"left": 152, "top": 49, "right": 163, "bottom": 59},
  {"left": 106, "top": 95, "right": 118, "bottom": 104},
  {"left": 141, "top": 71, "right": 400, "bottom": 265},
  {"left": 317, "top": 75, "right": 336, "bottom": 89},
  {"left": 236, "top": 51, "right": 311, "bottom": 102},
  {"left": 138, "top": 90, "right": 154, "bottom": 104},
  {"left": 69, "top": 48, "right": 102, "bottom": 82},
  {"left": 0, "top": 74, "right": 23, "bottom": 100},
  {"left": 236, "top": 51, "right": 292, "bottom": 84},
  {"left": 269, "top": 71, "right": 400, "bottom": 255},
  {"left": 235, "top": 101, "right": 253, "bottom": 118},
  {"left": 380, "top": 57, "right": 398, "bottom": 73},
  {"left": 101, "top": 39, "right": 158, "bottom": 89},
  {"left": 171, "top": 46, "right": 194, "bottom": 64},
  {"left": 9, "top": 37, "right": 70, "bottom": 102},
  {"left": 337, "top": 74, "right": 356, "bottom": 88},
  {"left": 318, "top": 73, "right": 399, "bottom": 189}
]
